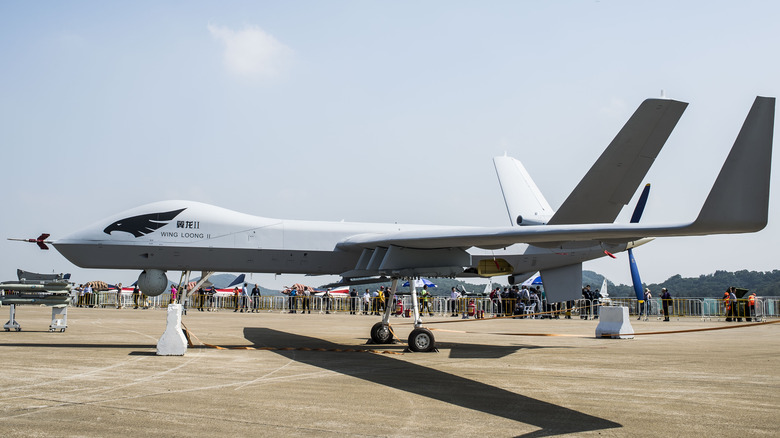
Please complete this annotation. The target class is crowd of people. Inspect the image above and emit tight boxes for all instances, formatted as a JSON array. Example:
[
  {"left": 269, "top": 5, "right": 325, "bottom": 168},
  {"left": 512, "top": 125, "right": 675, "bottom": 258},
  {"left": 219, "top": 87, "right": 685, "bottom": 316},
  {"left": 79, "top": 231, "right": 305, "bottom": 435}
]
[
  {"left": 71, "top": 281, "right": 603, "bottom": 318},
  {"left": 189, "top": 283, "right": 264, "bottom": 312},
  {"left": 722, "top": 286, "right": 759, "bottom": 321},
  {"left": 70, "top": 280, "right": 766, "bottom": 322},
  {"left": 486, "top": 284, "right": 569, "bottom": 318}
]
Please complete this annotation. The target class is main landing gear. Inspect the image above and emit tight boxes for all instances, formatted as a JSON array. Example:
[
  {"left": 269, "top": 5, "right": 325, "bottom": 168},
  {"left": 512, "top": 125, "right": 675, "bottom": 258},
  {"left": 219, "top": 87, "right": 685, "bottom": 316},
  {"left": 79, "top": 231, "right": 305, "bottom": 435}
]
[
  {"left": 407, "top": 327, "right": 435, "bottom": 352},
  {"left": 368, "top": 278, "right": 436, "bottom": 352},
  {"left": 370, "top": 322, "right": 393, "bottom": 344}
]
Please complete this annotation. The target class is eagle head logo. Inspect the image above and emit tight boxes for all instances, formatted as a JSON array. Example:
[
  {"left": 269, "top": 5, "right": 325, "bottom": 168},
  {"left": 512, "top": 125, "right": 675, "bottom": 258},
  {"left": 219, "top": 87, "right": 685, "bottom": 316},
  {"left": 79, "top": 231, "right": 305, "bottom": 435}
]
[{"left": 103, "top": 208, "right": 186, "bottom": 238}]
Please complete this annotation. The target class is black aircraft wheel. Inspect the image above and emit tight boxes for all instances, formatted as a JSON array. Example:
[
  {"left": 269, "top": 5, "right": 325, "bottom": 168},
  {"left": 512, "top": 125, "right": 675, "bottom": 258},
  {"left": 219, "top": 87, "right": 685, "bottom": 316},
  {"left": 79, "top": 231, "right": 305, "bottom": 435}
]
[
  {"left": 370, "top": 322, "right": 393, "bottom": 344},
  {"left": 408, "top": 328, "right": 435, "bottom": 352}
]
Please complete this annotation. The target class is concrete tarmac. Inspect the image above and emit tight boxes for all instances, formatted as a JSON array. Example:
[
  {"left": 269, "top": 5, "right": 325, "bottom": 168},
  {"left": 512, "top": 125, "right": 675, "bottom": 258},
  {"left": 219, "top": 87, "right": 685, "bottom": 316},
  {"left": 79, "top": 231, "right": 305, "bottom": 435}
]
[{"left": 0, "top": 305, "right": 777, "bottom": 437}]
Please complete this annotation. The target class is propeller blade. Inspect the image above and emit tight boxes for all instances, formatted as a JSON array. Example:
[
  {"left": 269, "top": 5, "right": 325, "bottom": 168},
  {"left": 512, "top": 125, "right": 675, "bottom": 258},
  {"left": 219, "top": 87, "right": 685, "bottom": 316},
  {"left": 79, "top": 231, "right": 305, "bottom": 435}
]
[
  {"left": 7, "top": 234, "right": 51, "bottom": 250},
  {"left": 630, "top": 184, "right": 651, "bottom": 224},
  {"left": 628, "top": 184, "right": 650, "bottom": 300},
  {"left": 628, "top": 248, "right": 644, "bottom": 300}
]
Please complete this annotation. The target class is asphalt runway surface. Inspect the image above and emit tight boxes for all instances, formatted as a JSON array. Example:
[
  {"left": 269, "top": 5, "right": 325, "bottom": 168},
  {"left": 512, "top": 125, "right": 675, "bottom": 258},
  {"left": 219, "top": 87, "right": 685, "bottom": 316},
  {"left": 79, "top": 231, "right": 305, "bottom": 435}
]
[{"left": 0, "top": 305, "right": 777, "bottom": 437}]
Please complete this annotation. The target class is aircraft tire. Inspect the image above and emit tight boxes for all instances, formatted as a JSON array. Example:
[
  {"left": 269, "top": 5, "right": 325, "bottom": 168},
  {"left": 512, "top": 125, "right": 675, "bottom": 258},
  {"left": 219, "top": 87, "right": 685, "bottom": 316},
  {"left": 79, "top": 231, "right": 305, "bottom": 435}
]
[
  {"left": 370, "top": 322, "right": 393, "bottom": 344},
  {"left": 408, "top": 328, "right": 435, "bottom": 352}
]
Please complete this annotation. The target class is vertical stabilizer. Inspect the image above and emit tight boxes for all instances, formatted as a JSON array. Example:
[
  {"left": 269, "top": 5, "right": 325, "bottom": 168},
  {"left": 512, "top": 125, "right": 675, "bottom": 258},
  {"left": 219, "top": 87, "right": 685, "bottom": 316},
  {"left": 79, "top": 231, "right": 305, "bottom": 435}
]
[
  {"left": 493, "top": 156, "right": 555, "bottom": 226},
  {"left": 692, "top": 96, "right": 775, "bottom": 233},
  {"left": 549, "top": 98, "right": 688, "bottom": 225}
]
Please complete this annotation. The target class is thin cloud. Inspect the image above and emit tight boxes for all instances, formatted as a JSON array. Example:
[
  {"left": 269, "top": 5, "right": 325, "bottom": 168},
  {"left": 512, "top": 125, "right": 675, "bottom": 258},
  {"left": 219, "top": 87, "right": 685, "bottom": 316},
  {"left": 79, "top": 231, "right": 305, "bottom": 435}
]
[{"left": 208, "top": 24, "right": 293, "bottom": 79}]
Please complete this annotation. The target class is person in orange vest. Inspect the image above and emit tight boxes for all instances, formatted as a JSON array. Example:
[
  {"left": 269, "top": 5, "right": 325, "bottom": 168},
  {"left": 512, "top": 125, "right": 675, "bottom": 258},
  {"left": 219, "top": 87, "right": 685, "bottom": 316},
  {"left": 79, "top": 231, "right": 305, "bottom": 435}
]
[
  {"left": 747, "top": 292, "right": 757, "bottom": 321},
  {"left": 729, "top": 287, "right": 739, "bottom": 322},
  {"left": 723, "top": 290, "right": 732, "bottom": 321}
]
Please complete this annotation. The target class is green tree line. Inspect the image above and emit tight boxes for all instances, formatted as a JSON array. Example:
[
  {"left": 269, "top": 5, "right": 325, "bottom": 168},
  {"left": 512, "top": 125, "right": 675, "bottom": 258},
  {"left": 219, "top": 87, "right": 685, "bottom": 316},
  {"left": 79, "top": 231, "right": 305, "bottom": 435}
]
[{"left": 601, "top": 269, "right": 780, "bottom": 297}]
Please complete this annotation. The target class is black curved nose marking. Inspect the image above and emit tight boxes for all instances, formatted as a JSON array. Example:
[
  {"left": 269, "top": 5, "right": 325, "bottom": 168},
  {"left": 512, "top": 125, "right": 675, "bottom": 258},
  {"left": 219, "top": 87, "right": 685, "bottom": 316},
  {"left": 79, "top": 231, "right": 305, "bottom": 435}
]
[{"left": 103, "top": 208, "right": 186, "bottom": 238}]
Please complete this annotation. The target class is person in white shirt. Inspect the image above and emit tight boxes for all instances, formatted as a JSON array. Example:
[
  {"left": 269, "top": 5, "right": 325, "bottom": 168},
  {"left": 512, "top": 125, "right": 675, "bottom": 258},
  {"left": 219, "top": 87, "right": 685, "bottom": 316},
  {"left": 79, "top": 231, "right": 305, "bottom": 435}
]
[
  {"left": 450, "top": 287, "right": 460, "bottom": 317},
  {"left": 240, "top": 283, "right": 249, "bottom": 312},
  {"left": 363, "top": 290, "right": 371, "bottom": 315}
]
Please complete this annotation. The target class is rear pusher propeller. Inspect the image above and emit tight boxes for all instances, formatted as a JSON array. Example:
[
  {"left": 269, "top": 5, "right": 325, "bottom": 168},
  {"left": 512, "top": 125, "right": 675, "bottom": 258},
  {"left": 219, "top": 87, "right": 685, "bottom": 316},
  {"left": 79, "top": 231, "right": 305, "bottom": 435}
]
[{"left": 8, "top": 233, "right": 51, "bottom": 250}]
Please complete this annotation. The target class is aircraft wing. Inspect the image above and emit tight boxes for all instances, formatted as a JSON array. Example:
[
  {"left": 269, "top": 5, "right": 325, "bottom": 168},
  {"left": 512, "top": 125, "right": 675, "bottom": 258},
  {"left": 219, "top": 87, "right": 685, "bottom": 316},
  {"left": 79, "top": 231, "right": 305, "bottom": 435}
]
[
  {"left": 339, "top": 96, "right": 774, "bottom": 250},
  {"left": 336, "top": 220, "right": 740, "bottom": 251},
  {"left": 548, "top": 98, "right": 688, "bottom": 225}
]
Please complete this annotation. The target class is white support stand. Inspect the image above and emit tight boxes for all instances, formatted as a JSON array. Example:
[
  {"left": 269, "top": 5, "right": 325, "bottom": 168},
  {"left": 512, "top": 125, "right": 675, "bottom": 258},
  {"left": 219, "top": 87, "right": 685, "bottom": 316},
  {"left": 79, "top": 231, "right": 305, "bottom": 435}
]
[
  {"left": 595, "top": 306, "right": 634, "bottom": 339},
  {"left": 4, "top": 304, "right": 21, "bottom": 332},
  {"left": 156, "top": 304, "right": 188, "bottom": 355},
  {"left": 49, "top": 305, "right": 68, "bottom": 332}
]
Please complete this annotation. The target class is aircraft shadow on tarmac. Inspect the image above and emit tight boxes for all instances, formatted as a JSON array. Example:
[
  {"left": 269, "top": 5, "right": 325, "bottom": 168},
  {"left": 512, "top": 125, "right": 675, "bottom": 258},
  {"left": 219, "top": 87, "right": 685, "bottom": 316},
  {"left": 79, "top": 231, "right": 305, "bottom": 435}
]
[
  {"left": 441, "top": 342, "right": 548, "bottom": 359},
  {"left": 243, "top": 327, "right": 621, "bottom": 437},
  {"left": 0, "top": 342, "right": 158, "bottom": 349}
]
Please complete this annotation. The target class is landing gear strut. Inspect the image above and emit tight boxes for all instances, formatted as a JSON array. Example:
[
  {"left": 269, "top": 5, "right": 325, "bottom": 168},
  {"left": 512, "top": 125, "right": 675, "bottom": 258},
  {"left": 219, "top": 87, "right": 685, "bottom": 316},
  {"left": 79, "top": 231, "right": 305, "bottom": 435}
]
[
  {"left": 367, "top": 277, "right": 437, "bottom": 351},
  {"left": 369, "top": 278, "right": 399, "bottom": 344},
  {"left": 406, "top": 278, "right": 436, "bottom": 351}
]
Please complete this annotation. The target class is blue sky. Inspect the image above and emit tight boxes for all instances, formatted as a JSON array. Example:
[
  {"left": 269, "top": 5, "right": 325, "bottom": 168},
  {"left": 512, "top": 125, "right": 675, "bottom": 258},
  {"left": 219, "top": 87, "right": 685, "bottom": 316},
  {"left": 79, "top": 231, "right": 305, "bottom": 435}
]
[{"left": 1, "top": 1, "right": 779, "bottom": 290}]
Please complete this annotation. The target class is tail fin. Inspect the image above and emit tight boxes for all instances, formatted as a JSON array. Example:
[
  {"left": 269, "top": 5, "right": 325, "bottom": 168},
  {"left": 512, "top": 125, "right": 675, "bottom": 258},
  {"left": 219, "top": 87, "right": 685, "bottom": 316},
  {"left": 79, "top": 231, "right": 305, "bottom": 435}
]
[
  {"left": 691, "top": 96, "right": 775, "bottom": 233},
  {"left": 493, "top": 155, "right": 554, "bottom": 226},
  {"left": 549, "top": 98, "right": 688, "bottom": 225},
  {"left": 227, "top": 274, "right": 247, "bottom": 287}
]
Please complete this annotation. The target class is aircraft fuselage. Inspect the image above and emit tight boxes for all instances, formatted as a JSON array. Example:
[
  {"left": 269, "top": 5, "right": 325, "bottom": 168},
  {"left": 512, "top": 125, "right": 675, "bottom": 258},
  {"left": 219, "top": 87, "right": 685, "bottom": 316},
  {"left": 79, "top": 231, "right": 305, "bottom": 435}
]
[{"left": 53, "top": 200, "right": 625, "bottom": 280}]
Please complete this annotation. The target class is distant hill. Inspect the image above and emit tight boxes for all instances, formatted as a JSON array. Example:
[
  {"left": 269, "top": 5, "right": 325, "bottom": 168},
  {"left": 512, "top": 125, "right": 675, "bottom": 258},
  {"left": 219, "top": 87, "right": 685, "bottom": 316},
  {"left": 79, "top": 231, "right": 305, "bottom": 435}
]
[{"left": 605, "top": 270, "right": 780, "bottom": 297}]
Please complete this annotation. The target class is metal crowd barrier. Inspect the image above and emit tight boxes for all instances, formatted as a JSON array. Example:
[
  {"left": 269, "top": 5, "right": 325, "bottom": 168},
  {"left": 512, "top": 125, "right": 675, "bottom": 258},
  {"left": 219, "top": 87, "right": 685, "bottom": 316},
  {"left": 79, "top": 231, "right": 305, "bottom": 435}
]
[
  {"left": 64, "top": 291, "right": 778, "bottom": 322},
  {"left": 599, "top": 297, "right": 777, "bottom": 321}
]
